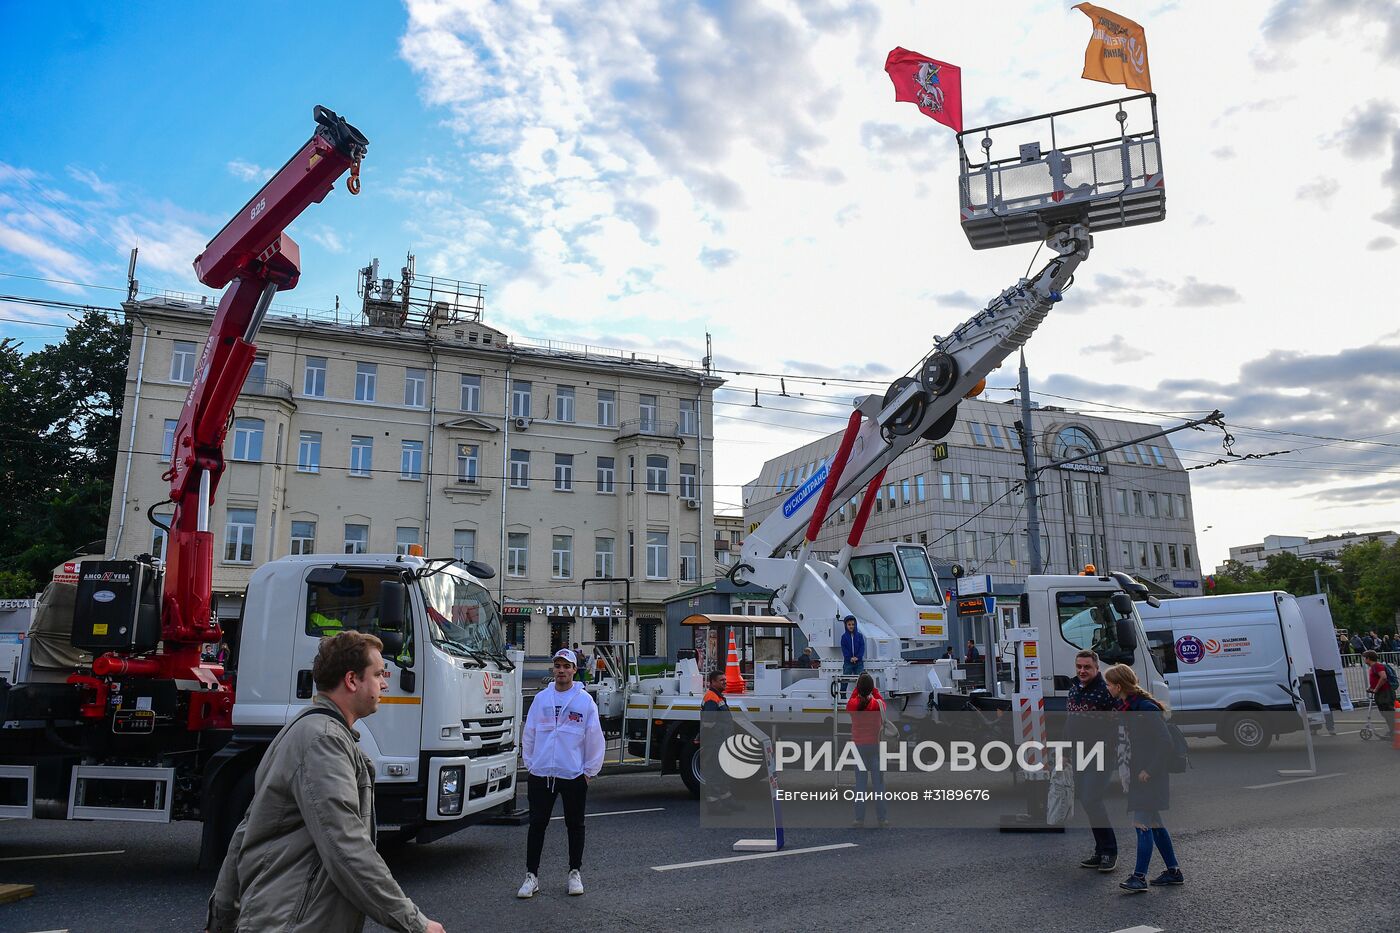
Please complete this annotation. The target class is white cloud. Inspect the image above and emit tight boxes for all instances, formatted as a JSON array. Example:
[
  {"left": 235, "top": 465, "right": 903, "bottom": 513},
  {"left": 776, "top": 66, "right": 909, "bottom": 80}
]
[{"left": 227, "top": 159, "right": 271, "bottom": 182}]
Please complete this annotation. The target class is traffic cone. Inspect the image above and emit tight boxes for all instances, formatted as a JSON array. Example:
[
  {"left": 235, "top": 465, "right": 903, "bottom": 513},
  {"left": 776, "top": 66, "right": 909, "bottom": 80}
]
[{"left": 725, "top": 629, "right": 746, "bottom": 695}]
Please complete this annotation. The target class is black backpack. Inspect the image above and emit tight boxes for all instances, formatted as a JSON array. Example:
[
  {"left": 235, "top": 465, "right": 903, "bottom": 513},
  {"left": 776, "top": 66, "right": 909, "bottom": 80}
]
[{"left": 1166, "top": 722, "right": 1190, "bottom": 773}]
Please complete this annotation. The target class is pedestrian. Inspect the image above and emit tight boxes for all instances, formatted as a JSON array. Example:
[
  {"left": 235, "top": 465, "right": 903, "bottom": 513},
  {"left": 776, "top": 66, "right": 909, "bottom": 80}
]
[
  {"left": 799, "top": 646, "right": 821, "bottom": 669},
  {"left": 942, "top": 646, "right": 956, "bottom": 661},
  {"left": 1103, "top": 663, "right": 1184, "bottom": 892},
  {"left": 840, "top": 615, "right": 866, "bottom": 676},
  {"left": 963, "top": 639, "right": 981, "bottom": 664},
  {"left": 572, "top": 642, "right": 589, "bottom": 683},
  {"left": 518, "top": 648, "right": 606, "bottom": 899},
  {"left": 1066, "top": 649, "right": 1118, "bottom": 873},
  {"left": 207, "top": 631, "right": 446, "bottom": 933},
  {"left": 1363, "top": 650, "right": 1396, "bottom": 737},
  {"left": 699, "top": 669, "right": 738, "bottom": 810},
  {"left": 846, "top": 672, "right": 889, "bottom": 828}
]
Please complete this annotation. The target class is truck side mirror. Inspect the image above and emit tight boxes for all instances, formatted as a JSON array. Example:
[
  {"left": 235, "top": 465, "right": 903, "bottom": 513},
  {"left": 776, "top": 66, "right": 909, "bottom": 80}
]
[
  {"left": 378, "top": 631, "right": 405, "bottom": 658},
  {"left": 378, "top": 580, "right": 406, "bottom": 633},
  {"left": 465, "top": 559, "right": 496, "bottom": 580},
  {"left": 1115, "top": 618, "right": 1138, "bottom": 652},
  {"left": 1110, "top": 593, "right": 1134, "bottom": 617}
]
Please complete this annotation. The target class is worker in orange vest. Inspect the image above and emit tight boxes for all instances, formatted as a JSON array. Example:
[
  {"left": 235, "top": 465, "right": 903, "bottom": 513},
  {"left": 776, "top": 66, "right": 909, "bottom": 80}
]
[{"left": 698, "top": 670, "right": 738, "bottom": 811}]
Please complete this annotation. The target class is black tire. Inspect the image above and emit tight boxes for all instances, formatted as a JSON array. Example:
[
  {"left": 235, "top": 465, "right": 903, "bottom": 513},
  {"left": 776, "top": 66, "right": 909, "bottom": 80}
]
[
  {"left": 679, "top": 740, "right": 704, "bottom": 800},
  {"left": 1221, "top": 712, "right": 1272, "bottom": 751}
]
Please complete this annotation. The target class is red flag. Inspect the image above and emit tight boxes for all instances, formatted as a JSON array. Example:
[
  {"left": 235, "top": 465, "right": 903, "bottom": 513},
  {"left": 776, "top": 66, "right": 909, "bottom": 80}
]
[{"left": 884, "top": 47, "right": 963, "bottom": 133}]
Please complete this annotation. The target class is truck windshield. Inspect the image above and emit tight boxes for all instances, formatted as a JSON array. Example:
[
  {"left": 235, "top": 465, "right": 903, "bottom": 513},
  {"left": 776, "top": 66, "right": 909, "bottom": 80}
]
[
  {"left": 897, "top": 546, "right": 943, "bottom": 606},
  {"left": 1056, "top": 590, "right": 1130, "bottom": 661},
  {"left": 418, "top": 572, "right": 505, "bottom": 657}
]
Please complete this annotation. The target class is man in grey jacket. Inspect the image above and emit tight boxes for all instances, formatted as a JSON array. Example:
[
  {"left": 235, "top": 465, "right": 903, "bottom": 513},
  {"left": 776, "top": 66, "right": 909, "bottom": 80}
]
[{"left": 207, "top": 631, "right": 445, "bottom": 933}]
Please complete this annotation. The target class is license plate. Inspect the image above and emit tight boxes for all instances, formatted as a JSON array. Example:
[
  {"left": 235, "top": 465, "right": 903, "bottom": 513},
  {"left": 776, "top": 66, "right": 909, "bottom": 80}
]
[{"left": 488, "top": 763, "right": 511, "bottom": 781}]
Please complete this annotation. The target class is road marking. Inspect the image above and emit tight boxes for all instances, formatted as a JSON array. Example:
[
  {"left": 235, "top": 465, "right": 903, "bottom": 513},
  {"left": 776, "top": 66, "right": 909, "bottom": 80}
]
[
  {"left": 552, "top": 807, "right": 664, "bottom": 821},
  {"left": 1106, "top": 926, "right": 1163, "bottom": 933},
  {"left": 1244, "top": 772, "right": 1345, "bottom": 790},
  {"left": 651, "top": 842, "right": 858, "bottom": 872},
  {"left": 0, "top": 849, "right": 125, "bottom": 863}
]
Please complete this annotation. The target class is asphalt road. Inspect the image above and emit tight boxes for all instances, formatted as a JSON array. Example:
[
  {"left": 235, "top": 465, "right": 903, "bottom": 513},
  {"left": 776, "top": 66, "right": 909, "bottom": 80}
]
[{"left": 1, "top": 724, "right": 1396, "bottom": 933}]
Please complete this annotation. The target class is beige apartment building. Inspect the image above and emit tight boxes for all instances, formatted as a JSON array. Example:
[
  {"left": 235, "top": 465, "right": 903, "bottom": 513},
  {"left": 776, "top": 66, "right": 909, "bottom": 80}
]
[{"left": 104, "top": 273, "right": 719, "bottom": 662}]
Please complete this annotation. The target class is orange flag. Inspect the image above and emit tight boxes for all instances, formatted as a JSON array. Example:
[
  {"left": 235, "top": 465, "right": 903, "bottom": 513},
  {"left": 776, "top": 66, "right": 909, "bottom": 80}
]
[{"left": 1073, "top": 3, "right": 1152, "bottom": 93}]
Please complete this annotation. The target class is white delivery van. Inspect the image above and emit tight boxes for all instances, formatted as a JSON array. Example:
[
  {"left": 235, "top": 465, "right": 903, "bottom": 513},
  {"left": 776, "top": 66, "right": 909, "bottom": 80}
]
[{"left": 1138, "top": 592, "right": 1326, "bottom": 750}]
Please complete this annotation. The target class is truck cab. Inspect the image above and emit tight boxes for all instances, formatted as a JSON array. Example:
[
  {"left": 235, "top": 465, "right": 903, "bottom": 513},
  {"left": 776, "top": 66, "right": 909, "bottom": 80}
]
[{"left": 203, "top": 554, "right": 519, "bottom": 863}]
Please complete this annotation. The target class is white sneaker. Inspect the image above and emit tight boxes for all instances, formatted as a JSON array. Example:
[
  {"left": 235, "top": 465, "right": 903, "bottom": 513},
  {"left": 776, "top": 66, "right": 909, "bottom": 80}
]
[
  {"left": 567, "top": 869, "right": 584, "bottom": 896},
  {"left": 517, "top": 872, "right": 539, "bottom": 898}
]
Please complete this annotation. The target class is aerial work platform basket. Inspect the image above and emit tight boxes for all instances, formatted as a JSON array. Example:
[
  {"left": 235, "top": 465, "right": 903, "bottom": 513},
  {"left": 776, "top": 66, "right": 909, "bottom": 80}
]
[{"left": 958, "top": 93, "right": 1164, "bottom": 249}]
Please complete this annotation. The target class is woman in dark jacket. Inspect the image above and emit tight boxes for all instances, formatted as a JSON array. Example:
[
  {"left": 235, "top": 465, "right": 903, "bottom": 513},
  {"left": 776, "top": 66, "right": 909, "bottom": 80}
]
[{"left": 1104, "top": 664, "right": 1183, "bottom": 893}]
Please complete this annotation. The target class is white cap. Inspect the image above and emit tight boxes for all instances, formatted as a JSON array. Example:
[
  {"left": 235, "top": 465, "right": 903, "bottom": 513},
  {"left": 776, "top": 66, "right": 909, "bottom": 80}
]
[{"left": 552, "top": 648, "right": 578, "bottom": 666}]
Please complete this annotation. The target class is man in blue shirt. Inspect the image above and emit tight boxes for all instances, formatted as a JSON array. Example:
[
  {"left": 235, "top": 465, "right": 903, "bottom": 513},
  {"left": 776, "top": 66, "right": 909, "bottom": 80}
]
[{"left": 840, "top": 615, "right": 866, "bottom": 676}]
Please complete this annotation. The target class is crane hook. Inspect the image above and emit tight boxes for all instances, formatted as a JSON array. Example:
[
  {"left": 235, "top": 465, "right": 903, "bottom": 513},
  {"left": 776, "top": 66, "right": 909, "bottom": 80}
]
[{"left": 347, "top": 159, "right": 362, "bottom": 195}]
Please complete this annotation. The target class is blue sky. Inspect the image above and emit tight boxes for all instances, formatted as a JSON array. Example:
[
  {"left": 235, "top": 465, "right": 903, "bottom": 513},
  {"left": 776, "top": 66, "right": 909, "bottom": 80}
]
[{"left": 3, "top": 0, "right": 1400, "bottom": 563}]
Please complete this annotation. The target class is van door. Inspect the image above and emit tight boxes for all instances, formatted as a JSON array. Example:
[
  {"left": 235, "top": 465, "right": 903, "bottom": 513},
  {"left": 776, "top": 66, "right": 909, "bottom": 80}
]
[
  {"left": 294, "top": 569, "right": 423, "bottom": 771},
  {"left": 1145, "top": 627, "right": 1181, "bottom": 710}
]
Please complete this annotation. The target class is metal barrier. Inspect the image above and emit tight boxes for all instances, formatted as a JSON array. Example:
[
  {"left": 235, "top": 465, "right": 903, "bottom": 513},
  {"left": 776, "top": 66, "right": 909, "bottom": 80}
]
[{"left": 1340, "top": 651, "right": 1400, "bottom": 703}]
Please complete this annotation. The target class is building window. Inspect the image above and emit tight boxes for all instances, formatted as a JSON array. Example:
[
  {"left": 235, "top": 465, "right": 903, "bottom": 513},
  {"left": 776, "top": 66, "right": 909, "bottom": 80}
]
[
  {"left": 290, "top": 520, "right": 316, "bottom": 555},
  {"left": 552, "top": 535, "right": 573, "bottom": 578},
  {"left": 680, "top": 463, "right": 698, "bottom": 500},
  {"left": 151, "top": 514, "right": 171, "bottom": 561},
  {"left": 303, "top": 356, "right": 327, "bottom": 397},
  {"left": 400, "top": 440, "right": 424, "bottom": 480},
  {"left": 297, "top": 431, "right": 321, "bottom": 473},
  {"left": 1072, "top": 479, "right": 1090, "bottom": 517},
  {"left": 161, "top": 419, "right": 178, "bottom": 462},
  {"left": 1182, "top": 545, "right": 1194, "bottom": 569},
  {"left": 1115, "top": 488, "right": 1128, "bottom": 515},
  {"left": 1149, "top": 445, "right": 1166, "bottom": 466},
  {"left": 639, "top": 394, "right": 657, "bottom": 432},
  {"left": 646, "top": 531, "right": 669, "bottom": 579},
  {"left": 981, "top": 476, "right": 993, "bottom": 505},
  {"left": 595, "top": 537, "right": 614, "bottom": 578},
  {"left": 511, "top": 380, "right": 532, "bottom": 418},
  {"left": 916, "top": 475, "right": 926, "bottom": 502},
  {"left": 1151, "top": 542, "right": 1163, "bottom": 568},
  {"left": 1162, "top": 494, "right": 1175, "bottom": 518},
  {"left": 959, "top": 474, "right": 972, "bottom": 502},
  {"left": 1146, "top": 492, "right": 1159, "bottom": 518},
  {"left": 639, "top": 621, "right": 659, "bottom": 657},
  {"left": 679, "top": 398, "right": 698, "bottom": 436},
  {"left": 887, "top": 483, "right": 897, "bottom": 508},
  {"left": 404, "top": 368, "right": 426, "bottom": 408},
  {"left": 680, "top": 541, "right": 698, "bottom": 583},
  {"left": 456, "top": 444, "right": 479, "bottom": 484},
  {"left": 349, "top": 436, "right": 373, "bottom": 477},
  {"left": 1054, "top": 426, "right": 1101, "bottom": 463},
  {"left": 988, "top": 424, "right": 1005, "bottom": 448},
  {"left": 970, "top": 423, "right": 986, "bottom": 445},
  {"left": 1136, "top": 541, "right": 1149, "bottom": 570},
  {"left": 231, "top": 418, "right": 264, "bottom": 462},
  {"left": 554, "top": 453, "right": 574, "bottom": 491},
  {"left": 941, "top": 473, "right": 953, "bottom": 500},
  {"left": 459, "top": 374, "right": 481, "bottom": 412},
  {"left": 508, "top": 532, "right": 529, "bottom": 577},
  {"left": 355, "top": 362, "right": 377, "bottom": 402},
  {"left": 777, "top": 468, "right": 789, "bottom": 491},
  {"left": 962, "top": 529, "right": 979, "bottom": 562},
  {"left": 555, "top": 385, "right": 575, "bottom": 422},
  {"left": 597, "top": 389, "right": 616, "bottom": 426},
  {"left": 646, "top": 455, "right": 668, "bottom": 492},
  {"left": 1176, "top": 494, "right": 1187, "bottom": 520},
  {"left": 453, "top": 529, "right": 476, "bottom": 562},
  {"left": 344, "top": 523, "right": 368, "bottom": 554},
  {"left": 1168, "top": 544, "right": 1179, "bottom": 569},
  {"left": 170, "top": 340, "right": 196, "bottom": 383},
  {"left": 224, "top": 508, "right": 256, "bottom": 563},
  {"left": 510, "top": 449, "right": 530, "bottom": 488},
  {"left": 393, "top": 526, "right": 418, "bottom": 557},
  {"left": 902, "top": 479, "right": 912, "bottom": 505},
  {"left": 1132, "top": 491, "right": 1143, "bottom": 516},
  {"left": 596, "top": 456, "right": 614, "bottom": 494},
  {"left": 246, "top": 355, "right": 267, "bottom": 388},
  {"left": 1123, "top": 444, "right": 1137, "bottom": 464},
  {"left": 1137, "top": 444, "right": 1152, "bottom": 466}
]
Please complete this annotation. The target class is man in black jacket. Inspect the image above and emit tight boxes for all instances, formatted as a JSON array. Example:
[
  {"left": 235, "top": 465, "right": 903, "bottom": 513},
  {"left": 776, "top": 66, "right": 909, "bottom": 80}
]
[{"left": 1066, "top": 649, "right": 1118, "bottom": 872}]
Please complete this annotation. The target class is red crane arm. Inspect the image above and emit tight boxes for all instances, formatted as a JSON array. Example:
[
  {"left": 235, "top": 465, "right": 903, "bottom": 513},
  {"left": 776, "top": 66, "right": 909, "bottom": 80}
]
[{"left": 155, "top": 106, "right": 367, "bottom": 684}]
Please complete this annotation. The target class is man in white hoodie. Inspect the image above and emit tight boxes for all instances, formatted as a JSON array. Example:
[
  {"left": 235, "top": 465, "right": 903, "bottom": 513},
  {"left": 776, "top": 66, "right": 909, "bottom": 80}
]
[{"left": 518, "top": 648, "right": 606, "bottom": 898}]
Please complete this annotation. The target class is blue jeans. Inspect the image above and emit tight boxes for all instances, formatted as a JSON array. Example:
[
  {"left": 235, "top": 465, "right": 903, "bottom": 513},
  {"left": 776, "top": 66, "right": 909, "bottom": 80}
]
[
  {"left": 853, "top": 744, "right": 887, "bottom": 821},
  {"left": 843, "top": 661, "right": 864, "bottom": 676},
  {"left": 1131, "top": 809, "right": 1178, "bottom": 876}
]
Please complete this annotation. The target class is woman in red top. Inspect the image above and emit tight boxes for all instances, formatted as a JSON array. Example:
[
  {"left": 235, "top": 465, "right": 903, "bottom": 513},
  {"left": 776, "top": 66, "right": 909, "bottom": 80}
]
[
  {"left": 1363, "top": 650, "right": 1396, "bottom": 738},
  {"left": 846, "top": 672, "right": 889, "bottom": 827}
]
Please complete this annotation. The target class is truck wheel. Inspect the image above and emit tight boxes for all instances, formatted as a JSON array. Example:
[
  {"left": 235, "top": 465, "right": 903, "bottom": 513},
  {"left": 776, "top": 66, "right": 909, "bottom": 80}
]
[
  {"left": 679, "top": 741, "right": 704, "bottom": 799},
  {"left": 1222, "top": 713, "right": 1271, "bottom": 751}
]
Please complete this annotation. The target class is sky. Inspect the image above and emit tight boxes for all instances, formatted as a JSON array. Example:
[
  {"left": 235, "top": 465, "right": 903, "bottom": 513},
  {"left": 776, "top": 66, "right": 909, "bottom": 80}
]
[{"left": 2, "top": 0, "right": 1398, "bottom": 571}]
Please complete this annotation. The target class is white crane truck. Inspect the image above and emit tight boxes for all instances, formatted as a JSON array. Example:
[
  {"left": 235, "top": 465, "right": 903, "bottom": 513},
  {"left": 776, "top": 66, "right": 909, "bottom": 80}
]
[
  {"left": 0, "top": 108, "right": 519, "bottom": 867},
  {"left": 594, "top": 94, "right": 1171, "bottom": 796}
]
